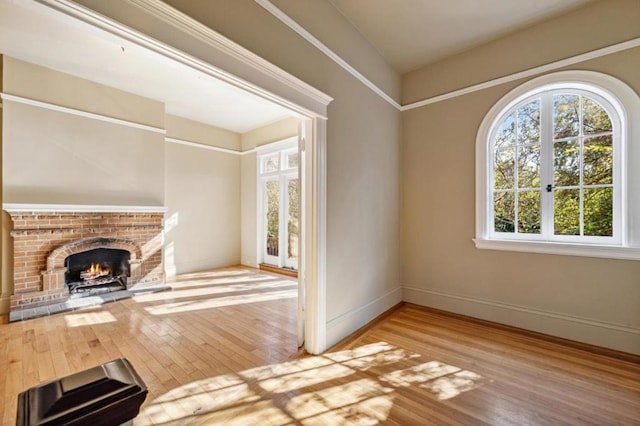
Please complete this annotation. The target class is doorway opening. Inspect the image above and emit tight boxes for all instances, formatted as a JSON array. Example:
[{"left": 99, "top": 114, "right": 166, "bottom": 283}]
[{"left": 257, "top": 137, "right": 299, "bottom": 277}]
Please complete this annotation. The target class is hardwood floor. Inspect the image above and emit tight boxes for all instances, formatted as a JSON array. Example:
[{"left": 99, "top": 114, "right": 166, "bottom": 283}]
[{"left": 1, "top": 267, "right": 638, "bottom": 425}]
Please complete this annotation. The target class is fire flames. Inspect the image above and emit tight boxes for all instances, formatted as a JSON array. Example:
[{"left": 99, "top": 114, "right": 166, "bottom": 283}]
[{"left": 80, "top": 263, "right": 112, "bottom": 281}]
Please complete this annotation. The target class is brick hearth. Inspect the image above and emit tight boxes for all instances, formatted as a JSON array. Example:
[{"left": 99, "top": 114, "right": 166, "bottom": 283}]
[{"left": 6, "top": 206, "right": 165, "bottom": 311}]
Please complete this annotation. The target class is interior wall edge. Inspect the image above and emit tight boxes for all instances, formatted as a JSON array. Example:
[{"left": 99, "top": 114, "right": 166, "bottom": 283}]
[
  {"left": 241, "top": 256, "right": 258, "bottom": 268},
  {"left": 326, "top": 286, "right": 403, "bottom": 348},
  {"left": 403, "top": 286, "right": 640, "bottom": 355},
  {"left": 0, "top": 92, "right": 166, "bottom": 134},
  {"left": 254, "top": 0, "right": 401, "bottom": 110}
]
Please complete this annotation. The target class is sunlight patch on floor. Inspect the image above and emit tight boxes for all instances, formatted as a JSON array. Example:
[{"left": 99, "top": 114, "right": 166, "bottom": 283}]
[
  {"left": 169, "top": 274, "right": 279, "bottom": 289},
  {"left": 64, "top": 310, "right": 117, "bottom": 327},
  {"left": 286, "top": 378, "right": 394, "bottom": 422},
  {"left": 421, "top": 370, "right": 486, "bottom": 400},
  {"left": 381, "top": 360, "right": 487, "bottom": 401},
  {"left": 135, "top": 341, "right": 486, "bottom": 425},
  {"left": 143, "top": 289, "right": 297, "bottom": 315},
  {"left": 133, "top": 279, "right": 295, "bottom": 303}
]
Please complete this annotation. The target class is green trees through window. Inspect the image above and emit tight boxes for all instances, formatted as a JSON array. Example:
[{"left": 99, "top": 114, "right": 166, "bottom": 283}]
[{"left": 492, "top": 90, "right": 615, "bottom": 239}]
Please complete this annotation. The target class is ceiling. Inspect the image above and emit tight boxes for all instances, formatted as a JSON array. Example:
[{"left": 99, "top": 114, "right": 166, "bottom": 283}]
[
  {"left": 0, "top": 0, "right": 597, "bottom": 120},
  {"left": 328, "top": 0, "right": 593, "bottom": 74},
  {"left": 0, "top": 0, "right": 294, "bottom": 134}
]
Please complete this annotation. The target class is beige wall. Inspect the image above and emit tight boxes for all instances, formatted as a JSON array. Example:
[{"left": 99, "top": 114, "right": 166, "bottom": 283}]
[
  {"left": 164, "top": 115, "right": 241, "bottom": 276},
  {"left": 2, "top": 58, "right": 165, "bottom": 205},
  {"left": 166, "top": 114, "right": 241, "bottom": 151},
  {"left": 4, "top": 56, "right": 163, "bottom": 128},
  {"left": 1, "top": 59, "right": 246, "bottom": 306},
  {"left": 240, "top": 117, "right": 299, "bottom": 267},
  {"left": 402, "top": 2, "right": 640, "bottom": 354},
  {"left": 270, "top": 0, "right": 400, "bottom": 102},
  {"left": 157, "top": 0, "right": 402, "bottom": 346},
  {"left": 403, "top": 0, "right": 640, "bottom": 103}
]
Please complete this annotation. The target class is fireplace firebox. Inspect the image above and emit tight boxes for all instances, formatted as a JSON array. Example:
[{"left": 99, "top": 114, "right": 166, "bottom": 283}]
[{"left": 65, "top": 248, "right": 131, "bottom": 294}]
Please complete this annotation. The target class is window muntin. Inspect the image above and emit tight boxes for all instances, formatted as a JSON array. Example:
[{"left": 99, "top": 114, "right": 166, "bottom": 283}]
[
  {"left": 489, "top": 88, "right": 620, "bottom": 244},
  {"left": 258, "top": 142, "right": 299, "bottom": 270}
]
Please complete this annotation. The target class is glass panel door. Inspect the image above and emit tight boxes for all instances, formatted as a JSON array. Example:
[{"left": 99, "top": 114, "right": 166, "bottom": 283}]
[
  {"left": 285, "top": 177, "right": 299, "bottom": 270},
  {"left": 259, "top": 143, "right": 299, "bottom": 271},
  {"left": 263, "top": 179, "right": 280, "bottom": 266}
]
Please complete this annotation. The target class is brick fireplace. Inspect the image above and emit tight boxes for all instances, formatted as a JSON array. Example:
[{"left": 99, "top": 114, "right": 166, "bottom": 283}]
[{"left": 5, "top": 205, "right": 165, "bottom": 313}]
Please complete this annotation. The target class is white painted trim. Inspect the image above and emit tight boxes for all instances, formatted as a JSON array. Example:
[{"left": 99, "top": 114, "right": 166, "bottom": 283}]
[
  {"left": 255, "top": 0, "right": 401, "bottom": 111},
  {"left": 403, "top": 286, "right": 640, "bottom": 354},
  {"left": 304, "top": 118, "right": 328, "bottom": 354},
  {"left": 3, "top": 203, "right": 167, "bottom": 213},
  {"left": 403, "top": 37, "right": 640, "bottom": 111},
  {"left": 165, "top": 137, "right": 243, "bottom": 155},
  {"left": 475, "top": 71, "right": 640, "bottom": 259},
  {"left": 255, "top": 136, "right": 298, "bottom": 155},
  {"left": 32, "top": 0, "right": 331, "bottom": 119},
  {"left": 125, "top": 0, "right": 332, "bottom": 107},
  {"left": 473, "top": 238, "right": 640, "bottom": 261},
  {"left": 34, "top": 0, "right": 328, "bottom": 355},
  {"left": 326, "top": 287, "right": 403, "bottom": 348},
  {"left": 0, "top": 93, "right": 165, "bottom": 134},
  {"left": 165, "top": 136, "right": 300, "bottom": 156}
]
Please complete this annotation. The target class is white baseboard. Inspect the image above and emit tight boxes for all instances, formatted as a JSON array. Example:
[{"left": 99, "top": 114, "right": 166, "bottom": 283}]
[
  {"left": 171, "top": 256, "right": 241, "bottom": 275},
  {"left": 326, "top": 286, "right": 402, "bottom": 348},
  {"left": 403, "top": 286, "right": 640, "bottom": 355}
]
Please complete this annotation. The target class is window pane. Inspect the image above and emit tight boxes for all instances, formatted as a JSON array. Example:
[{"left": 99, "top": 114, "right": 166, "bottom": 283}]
[
  {"left": 554, "top": 189, "right": 580, "bottom": 235},
  {"left": 266, "top": 181, "right": 280, "bottom": 257},
  {"left": 553, "top": 94, "right": 580, "bottom": 139},
  {"left": 494, "top": 148, "right": 515, "bottom": 189},
  {"left": 494, "top": 113, "right": 516, "bottom": 149},
  {"left": 287, "top": 152, "right": 299, "bottom": 169},
  {"left": 494, "top": 192, "right": 515, "bottom": 233},
  {"left": 264, "top": 155, "right": 280, "bottom": 173},
  {"left": 584, "top": 135, "right": 613, "bottom": 185},
  {"left": 518, "top": 191, "right": 541, "bottom": 234},
  {"left": 583, "top": 97, "right": 612, "bottom": 135},
  {"left": 554, "top": 140, "right": 580, "bottom": 187},
  {"left": 517, "top": 99, "right": 540, "bottom": 144},
  {"left": 287, "top": 179, "right": 299, "bottom": 264},
  {"left": 584, "top": 187, "right": 613, "bottom": 237},
  {"left": 517, "top": 144, "right": 540, "bottom": 188}
]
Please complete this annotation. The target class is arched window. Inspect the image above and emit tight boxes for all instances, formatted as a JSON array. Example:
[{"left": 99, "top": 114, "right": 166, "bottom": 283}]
[{"left": 475, "top": 71, "right": 640, "bottom": 260}]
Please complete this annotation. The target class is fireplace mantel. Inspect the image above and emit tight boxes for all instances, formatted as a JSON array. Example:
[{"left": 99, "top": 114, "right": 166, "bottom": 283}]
[{"left": 3, "top": 203, "right": 167, "bottom": 213}]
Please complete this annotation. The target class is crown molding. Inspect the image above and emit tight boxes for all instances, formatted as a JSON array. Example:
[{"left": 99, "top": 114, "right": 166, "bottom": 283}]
[
  {"left": 402, "top": 37, "right": 640, "bottom": 111},
  {"left": 124, "top": 0, "right": 332, "bottom": 107},
  {"left": 254, "top": 0, "right": 401, "bottom": 111},
  {"left": 0, "top": 92, "right": 165, "bottom": 134},
  {"left": 30, "top": 0, "right": 640, "bottom": 115},
  {"left": 33, "top": 0, "right": 331, "bottom": 119},
  {"left": 165, "top": 136, "right": 243, "bottom": 155}
]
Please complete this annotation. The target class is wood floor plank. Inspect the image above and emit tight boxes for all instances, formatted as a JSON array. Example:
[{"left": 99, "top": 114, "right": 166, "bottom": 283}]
[{"left": 1, "top": 266, "right": 638, "bottom": 425}]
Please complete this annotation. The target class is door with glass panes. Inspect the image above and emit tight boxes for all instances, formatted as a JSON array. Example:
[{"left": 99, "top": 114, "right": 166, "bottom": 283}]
[{"left": 260, "top": 145, "right": 299, "bottom": 270}]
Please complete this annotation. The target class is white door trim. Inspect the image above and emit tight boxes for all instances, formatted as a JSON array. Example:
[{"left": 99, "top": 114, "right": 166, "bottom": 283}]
[{"left": 34, "top": 0, "right": 330, "bottom": 354}]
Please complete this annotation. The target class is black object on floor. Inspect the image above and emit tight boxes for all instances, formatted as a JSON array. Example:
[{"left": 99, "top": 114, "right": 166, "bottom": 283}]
[{"left": 16, "top": 358, "right": 147, "bottom": 426}]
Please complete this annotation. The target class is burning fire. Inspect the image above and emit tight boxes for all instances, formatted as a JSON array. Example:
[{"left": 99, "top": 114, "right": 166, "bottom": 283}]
[{"left": 80, "top": 263, "right": 112, "bottom": 281}]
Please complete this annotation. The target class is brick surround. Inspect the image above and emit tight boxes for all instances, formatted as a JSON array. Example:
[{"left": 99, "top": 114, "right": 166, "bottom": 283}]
[{"left": 7, "top": 209, "right": 165, "bottom": 311}]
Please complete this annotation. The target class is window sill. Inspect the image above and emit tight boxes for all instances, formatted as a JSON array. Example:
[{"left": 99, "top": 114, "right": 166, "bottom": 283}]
[{"left": 473, "top": 238, "right": 640, "bottom": 261}]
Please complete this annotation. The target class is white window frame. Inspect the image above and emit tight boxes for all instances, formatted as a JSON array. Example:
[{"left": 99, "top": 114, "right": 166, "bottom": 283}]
[
  {"left": 257, "top": 137, "right": 299, "bottom": 269},
  {"left": 475, "top": 71, "right": 640, "bottom": 260}
]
